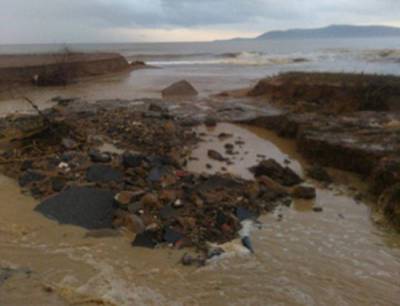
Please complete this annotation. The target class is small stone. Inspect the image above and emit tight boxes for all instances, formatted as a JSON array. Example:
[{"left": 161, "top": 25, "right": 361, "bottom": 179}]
[
  {"left": 218, "top": 133, "right": 233, "bottom": 140},
  {"left": 307, "top": 165, "right": 332, "bottom": 183},
  {"left": 224, "top": 143, "right": 234, "bottom": 150},
  {"left": 140, "top": 193, "right": 160, "bottom": 209},
  {"left": 208, "top": 150, "right": 225, "bottom": 162},
  {"left": 86, "top": 164, "right": 123, "bottom": 183},
  {"left": 89, "top": 149, "right": 112, "bottom": 163},
  {"left": 291, "top": 186, "right": 317, "bottom": 199},
  {"left": 181, "top": 253, "right": 194, "bottom": 266},
  {"left": 18, "top": 170, "right": 46, "bottom": 187},
  {"left": 172, "top": 199, "right": 184, "bottom": 208},
  {"left": 313, "top": 206, "right": 323, "bottom": 212},
  {"left": 122, "top": 152, "right": 146, "bottom": 168},
  {"left": 132, "top": 231, "right": 157, "bottom": 248},
  {"left": 62, "top": 138, "right": 78, "bottom": 150},
  {"left": 51, "top": 177, "right": 66, "bottom": 192},
  {"left": 163, "top": 227, "right": 183, "bottom": 244},
  {"left": 114, "top": 191, "right": 135, "bottom": 207},
  {"left": 204, "top": 117, "right": 217, "bottom": 127}
]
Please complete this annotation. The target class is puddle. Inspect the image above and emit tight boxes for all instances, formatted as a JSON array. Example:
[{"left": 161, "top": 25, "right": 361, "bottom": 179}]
[
  {"left": 187, "top": 123, "right": 303, "bottom": 180},
  {"left": 0, "top": 123, "right": 400, "bottom": 305}
]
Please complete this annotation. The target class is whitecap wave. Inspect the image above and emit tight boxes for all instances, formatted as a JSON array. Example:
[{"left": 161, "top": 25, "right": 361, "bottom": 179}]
[{"left": 147, "top": 51, "right": 310, "bottom": 67}]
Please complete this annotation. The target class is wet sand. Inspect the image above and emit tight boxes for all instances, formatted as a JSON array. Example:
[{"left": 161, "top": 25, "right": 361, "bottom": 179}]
[{"left": 1, "top": 123, "right": 399, "bottom": 306}]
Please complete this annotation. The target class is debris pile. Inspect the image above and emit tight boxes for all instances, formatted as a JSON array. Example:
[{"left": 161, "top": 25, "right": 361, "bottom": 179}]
[{"left": 0, "top": 100, "right": 313, "bottom": 255}]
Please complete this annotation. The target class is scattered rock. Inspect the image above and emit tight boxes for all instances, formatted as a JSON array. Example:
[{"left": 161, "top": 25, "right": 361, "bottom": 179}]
[
  {"left": 163, "top": 227, "right": 184, "bottom": 245},
  {"left": 50, "top": 177, "right": 66, "bottom": 192},
  {"left": 86, "top": 164, "right": 123, "bottom": 183},
  {"left": 307, "top": 165, "right": 332, "bottom": 183},
  {"left": 312, "top": 206, "right": 323, "bottom": 212},
  {"left": 89, "top": 149, "right": 112, "bottom": 163},
  {"left": 208, "top": 150, "right": 225, "bottom": 162},
  {"left": 132, "top": 231, "right": 158, "bottom": 249},
  {"left": 204, "top": 117, "right": 217, "bottom": 127},
  {"left": 141, "top": 193, "right": 161, "bottom": 209},
  {"left": 18, "top": 170, "right": 46, "bottom": 187},
  {"left": 162, "top": 80, "right": 198, "bottom": 97},
  {"left": 61, "top": 138, "right": 79, "bottom": 150},
  {"left": 291, "top": 185, "right": 317, "bottom": 199},
  {"left": 122, "top": 152, "right": 146, "bottom": 168},
  {"left": 114, "top": 191, "right": 136, "bottom": 207}
]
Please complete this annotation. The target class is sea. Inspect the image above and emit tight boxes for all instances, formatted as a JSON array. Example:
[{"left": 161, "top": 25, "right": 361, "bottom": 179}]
[{"left": 1, "top": 37, "right": 400, "bottom": 106}]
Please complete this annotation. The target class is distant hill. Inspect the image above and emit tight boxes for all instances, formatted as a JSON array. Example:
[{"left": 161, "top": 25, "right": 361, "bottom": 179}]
[{"left": 256, "top": 25, "right": 400, "bottom": 40}]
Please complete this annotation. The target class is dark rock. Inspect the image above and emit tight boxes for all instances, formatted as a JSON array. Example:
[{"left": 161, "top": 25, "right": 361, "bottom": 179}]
[
  {"left": 122, "top": 152, "right": 146, "bottom": 168},
  {"left": 241, "top": 236, "right": 255, "bottom": 253},
  {"left": 291, "top": 186, "right": 317, "bottom": 199},
  {"left": 20, "top": 160, "right": 33, "bottom": 171},
  {"left": 132, "top": 231, "right": 158, "bottom": 249},
  {"left": 0, "top": 268, "right": 32, "bottom": 286},
  {"left": 208, "top": 150, "right": 225, "bottom": 162},
  {"left": 35, "top": 187, "right": 115, "bottom": 229},
  {"left": 51, "top": 177, "right": 66, "bottom": 192},
  {"left": 163, "top": 227, "right": 184, "bottom": 244},
  {"left": 307, "top": 165, "right": 332, "bottom": 183},
  {"left": 18, "top": 170, "right": 46, "bottom": 187},
  {"left": 204, "top": 117, "right": 217, "bottom": 127},
  {"left": 313, "top": 206, "right": 323, "bottom": 212},
  {"left": 162, "top": 80, "right": 198, "bottom": 97},
  {"left": 128, "top": 202, "right": 143, "bottom": 214},
  {"left": 147, "top": 166, "right": 166, "bottom": 182},
  {"left": 160, "top": 205, "right": 179, "bottom": 221},
  {"left": 224, "top": 143, "right": 234, "bottom": 151},
  {"left": 114, "top": 191, "right": 136, "bottom": 207},
  {"left": 218, "top": 133, "right": 233, "bottom": 140},
  {"left": 236, "top": 207, "right": 256, "bottom": 221},
  {"left": 181, "top": 253, "right": 195, "bottom": 266},
  {"left": 371, "top": 157, "right": 400, "bottom": 194},
  {"left": 379, "top": 183, "right": 400, "bottom": 229},
  {"left": 89, "top": 149, "right": 112, "bottom": 163},
  {"left": 86, "top": 164, "right": 123, "bottom": 183},
  {"left": 207, "top": 247, "right": 225, "bottom": 259},
  {"left": 148, "top": 103, "right": 168, "bottom": 113},
  {"left": 250, "top": 159, "right": 302, "bottom": 187}
]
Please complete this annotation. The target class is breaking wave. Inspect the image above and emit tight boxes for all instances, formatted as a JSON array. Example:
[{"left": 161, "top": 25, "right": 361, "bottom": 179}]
[{"left": 133, "top": 51, "right": 311, "bottom": 67}]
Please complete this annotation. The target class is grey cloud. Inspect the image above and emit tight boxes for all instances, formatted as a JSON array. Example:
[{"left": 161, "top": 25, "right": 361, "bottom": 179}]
[{"left": 0, "top": 0, "right": 399, "bottom": 43}]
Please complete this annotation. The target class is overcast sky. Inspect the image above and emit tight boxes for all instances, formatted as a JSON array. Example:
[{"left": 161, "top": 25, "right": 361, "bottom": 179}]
[{"left": 1, "top": 0, "right": 399, "bottom": 43}]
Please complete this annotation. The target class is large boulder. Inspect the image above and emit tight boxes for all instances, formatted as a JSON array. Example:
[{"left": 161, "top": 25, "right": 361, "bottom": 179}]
[
  {"left": 250, "top": 159, "right": 302, "bottom": 187},
  {"left": 35, "top": 187, "right": 115, "bottom": 229},
  {"left": 162, "top": 80, "right": 198, "bottom": 98}
]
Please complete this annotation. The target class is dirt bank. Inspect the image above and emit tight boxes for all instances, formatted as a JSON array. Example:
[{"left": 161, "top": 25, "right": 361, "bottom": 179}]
[
  {"left": 0, "top": 52, "right": 141, "bottom": 86},
  {"left": 231, "top": 72, "right": 400, "bottom": 230},
  {"left": 249, "top": 72, "right": 400, "bottom": 113}
]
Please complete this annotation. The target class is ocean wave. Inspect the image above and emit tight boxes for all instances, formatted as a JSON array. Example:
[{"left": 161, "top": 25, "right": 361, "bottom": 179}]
[{"left": 144, "top": 51, "right": 310, "bottom": 66}]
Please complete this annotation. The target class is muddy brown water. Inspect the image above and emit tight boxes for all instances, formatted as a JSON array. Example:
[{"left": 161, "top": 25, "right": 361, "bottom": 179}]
[{"left": 1, "top": 123, "right": 400, "bottom": 306}]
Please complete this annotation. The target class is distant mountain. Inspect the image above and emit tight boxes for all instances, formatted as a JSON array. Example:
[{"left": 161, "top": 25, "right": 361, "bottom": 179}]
[{"left": 256, "top": 25, "right": 400, "bottom": 40}]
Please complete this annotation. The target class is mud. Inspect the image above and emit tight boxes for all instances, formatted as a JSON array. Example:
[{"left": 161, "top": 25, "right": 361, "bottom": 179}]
[{"left": 1, "top": 124, "right": 400, "bottom": 306}]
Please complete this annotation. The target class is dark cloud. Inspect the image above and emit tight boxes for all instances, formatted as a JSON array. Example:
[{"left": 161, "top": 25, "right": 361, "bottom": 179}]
[{"left": 0, "top": 0, "right": 399, "bottom": 43}]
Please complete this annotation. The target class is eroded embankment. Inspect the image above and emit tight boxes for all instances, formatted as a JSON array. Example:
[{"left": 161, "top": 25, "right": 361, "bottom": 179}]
[{"left": 241, "top": 72, "right": 400, "bottom": 229}]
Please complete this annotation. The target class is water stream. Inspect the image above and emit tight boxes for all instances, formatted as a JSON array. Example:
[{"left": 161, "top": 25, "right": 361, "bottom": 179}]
[{"left": 1, "top": 123, "right": 399, "bottom": 306}]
